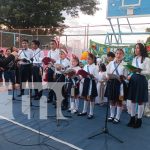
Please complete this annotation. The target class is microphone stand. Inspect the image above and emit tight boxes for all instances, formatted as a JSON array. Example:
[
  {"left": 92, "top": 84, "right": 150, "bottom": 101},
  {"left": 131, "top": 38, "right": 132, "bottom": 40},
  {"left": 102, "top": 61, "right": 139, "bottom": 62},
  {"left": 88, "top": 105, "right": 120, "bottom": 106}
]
[
  {"left": 47, "top": 69, "right": 72, "bottom": 127},
  {"left": 88, "top": 60, "right": 124, "bottom": 143}
]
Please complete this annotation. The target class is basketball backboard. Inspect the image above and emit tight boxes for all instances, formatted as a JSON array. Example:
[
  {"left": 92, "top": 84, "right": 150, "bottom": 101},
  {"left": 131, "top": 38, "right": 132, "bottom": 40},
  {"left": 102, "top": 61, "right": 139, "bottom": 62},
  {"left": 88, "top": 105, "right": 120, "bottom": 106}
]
[{"left": 107, "top": 0, "right": 150, "bottom": 18}]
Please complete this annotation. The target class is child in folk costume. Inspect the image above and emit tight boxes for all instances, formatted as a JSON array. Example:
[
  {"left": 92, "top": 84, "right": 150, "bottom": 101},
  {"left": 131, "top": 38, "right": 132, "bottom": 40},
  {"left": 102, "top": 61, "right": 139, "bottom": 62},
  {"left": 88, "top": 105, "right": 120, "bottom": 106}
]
[
  {"left": 31, "top": 40, "right": 44, "bottom": 100},
  {"left": 106, "top": 49, "right": 128, "bottom": 124},
  {"left": 18, "top": 39, "right": 33, "bottom": 97},
  {"left": 48, "top": 39, "right": 60, "bottom": 63},
  {"left": 67, "top": 55, "right": 81, "bottom": 113},
  {"left": 55, "top": 49, "right": 70, "bottom": 82},
  {"left": 55, "top": 49, "right": 70, "bottom": 110},
  {"left": 44, "top": 40, "right": 59, "bottom": 103},
  {"left": 47, "top": 39, "right": 60, "bottom": 82},
  {"left": 127, "top": 43, "right": 150, "bottom": 128},
  {"left": 78, "top": 53, "right": 98, "bottom": 119},
  {"left": 95, "top": 63, "right": 107, "bottom": 105}
]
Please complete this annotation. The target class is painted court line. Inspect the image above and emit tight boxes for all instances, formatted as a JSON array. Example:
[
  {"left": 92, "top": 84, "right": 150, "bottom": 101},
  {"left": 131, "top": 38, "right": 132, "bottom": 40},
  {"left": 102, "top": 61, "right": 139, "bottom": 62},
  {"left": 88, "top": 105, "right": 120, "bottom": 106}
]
[{"left": 0, "top": 115, "right": 83, "bottom": 150}]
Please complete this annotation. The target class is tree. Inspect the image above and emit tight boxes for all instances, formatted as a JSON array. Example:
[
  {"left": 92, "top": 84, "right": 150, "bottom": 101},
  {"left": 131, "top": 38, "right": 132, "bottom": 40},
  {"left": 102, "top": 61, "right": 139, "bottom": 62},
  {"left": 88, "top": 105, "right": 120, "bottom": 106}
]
[{"left": 0, "top": 0, "right": 99, "bottom": 30}]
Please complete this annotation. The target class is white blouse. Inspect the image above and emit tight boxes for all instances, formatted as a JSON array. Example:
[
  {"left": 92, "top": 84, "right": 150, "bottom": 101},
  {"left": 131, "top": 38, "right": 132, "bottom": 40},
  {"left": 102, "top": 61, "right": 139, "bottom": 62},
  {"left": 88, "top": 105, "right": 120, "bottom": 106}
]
[
  {"left": 18, "top": 48, "right": 33, "bottom": 64},
  {"left": 47, "top": 49, "right": 60, "bottom": 62},
  {"left": 132, "top": 56, "right": 150, "bottom": 75},
  {"left": 83, "top": 63, "right": 99, "bottom": 79},
  {"left": 106, "top": 60, "right": 127, "bottom": 77},
  {"left": 32, "top": 48, "right": 44, "bottom": 64}
]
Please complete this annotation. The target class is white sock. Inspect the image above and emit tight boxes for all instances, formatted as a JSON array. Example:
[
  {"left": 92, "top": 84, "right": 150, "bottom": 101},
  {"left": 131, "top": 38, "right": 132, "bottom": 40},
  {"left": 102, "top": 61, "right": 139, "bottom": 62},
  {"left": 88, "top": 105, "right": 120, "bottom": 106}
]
[
  {"left": 131, "top": 103, "right": 136, "bottom": 117},
  {"left": 75, "top": 99, "right": 79, "bottom": 110},
  {"left": 110, "top": 105, "right": 116, "bottom": 118},
  {"left": 71, "top": 102, "right": 75, "bottom": 110},
  {"left": 127, "top": 100, "right": 131, "bottom": 114},
  {"left": 138, "top": 104, "right": 144, "bottom": 119},
  {"left": 89, "top": 102, "right": 95, "bottom": 116},
  {"left": 69, "top": 98, "right": 72, "bottom": 109},
  {"left": 82, "top": 101, "right": 88, "bottom": 113},
  {"left": 115, "top": 106, "right": 122, "bottom": 120}
]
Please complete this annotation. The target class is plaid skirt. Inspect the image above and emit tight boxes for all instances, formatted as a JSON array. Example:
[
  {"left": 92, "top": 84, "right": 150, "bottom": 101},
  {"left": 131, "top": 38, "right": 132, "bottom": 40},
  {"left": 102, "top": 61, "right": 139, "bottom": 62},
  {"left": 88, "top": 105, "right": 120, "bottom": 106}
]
[{"left": 128, "top": 73, "right": 148, "bottom": 103}]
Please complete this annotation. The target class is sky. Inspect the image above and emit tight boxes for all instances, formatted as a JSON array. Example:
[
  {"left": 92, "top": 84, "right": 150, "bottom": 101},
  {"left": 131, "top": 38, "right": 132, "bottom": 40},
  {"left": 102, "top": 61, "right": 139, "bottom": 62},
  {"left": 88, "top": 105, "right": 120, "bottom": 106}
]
[{"left": 62, "top": 0, "right": 150, "bottom": 51}]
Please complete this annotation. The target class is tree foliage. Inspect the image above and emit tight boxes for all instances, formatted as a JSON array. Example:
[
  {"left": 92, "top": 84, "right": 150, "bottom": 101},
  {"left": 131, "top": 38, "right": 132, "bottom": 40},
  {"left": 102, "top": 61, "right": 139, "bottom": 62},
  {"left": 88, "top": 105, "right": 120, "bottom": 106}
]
[{"left": 0, "top": 0, "right": 99, "bottom": 30}]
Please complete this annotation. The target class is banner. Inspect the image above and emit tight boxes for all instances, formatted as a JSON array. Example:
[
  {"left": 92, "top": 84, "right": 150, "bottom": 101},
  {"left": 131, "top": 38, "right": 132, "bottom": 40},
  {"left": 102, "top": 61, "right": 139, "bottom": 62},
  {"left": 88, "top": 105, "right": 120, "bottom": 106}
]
[{"left": 89, "top": 40, "right": 135, "bottom": 62}]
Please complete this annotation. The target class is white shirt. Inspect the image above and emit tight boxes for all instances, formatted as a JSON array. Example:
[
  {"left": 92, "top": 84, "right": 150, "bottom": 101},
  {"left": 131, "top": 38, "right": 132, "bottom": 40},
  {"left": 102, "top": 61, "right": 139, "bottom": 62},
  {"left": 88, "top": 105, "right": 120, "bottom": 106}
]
[
  {"left": 55, "top": 58, "right": 70, "bottom": 74},
  {"left": 32, "top": 48, "right": 44, "bottom": 64},
  {"left": 106, "top": 60, "right": 127, "bottom": 77},
  {"left": 83, "top": 63, "right": 99, "bottom": 79},
  {"left": 132, "top": 56, "right": 150, "bottom": 75},
  {"left": 47, "top": 49, "right": 60, "bottom": 62},
  {"left": 71, "top": 66, "right": 81, "bottom": 73},
  {"left": 18, "top": 48, "right": 33, "bottom": 64}
]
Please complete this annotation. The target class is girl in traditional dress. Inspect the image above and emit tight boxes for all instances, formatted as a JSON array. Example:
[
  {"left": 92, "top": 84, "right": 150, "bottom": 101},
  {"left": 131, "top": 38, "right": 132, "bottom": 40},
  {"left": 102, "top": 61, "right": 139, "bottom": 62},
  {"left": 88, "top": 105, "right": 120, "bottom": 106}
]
[
  {"left": 106, "top": 49, "right": 128, "bottom": 124},
  {"left": 95, "top": 63, "right": 107, "bottom": 105},
  {"left": 67, "top": 55, "right": 81, "bottom": 113},
  {"left": 127, "top": 43, "right": 150, "bottom": 128},
  {"left": 78, "top": 53, "right": 98, "bottom": 119},
  {"left": 55, "top": 49, "right": 70, "bottom": 110}
]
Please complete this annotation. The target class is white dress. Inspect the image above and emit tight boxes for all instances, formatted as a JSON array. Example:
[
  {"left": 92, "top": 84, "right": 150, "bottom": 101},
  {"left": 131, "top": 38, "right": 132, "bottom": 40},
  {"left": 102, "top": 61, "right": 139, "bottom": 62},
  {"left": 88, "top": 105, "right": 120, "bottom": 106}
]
[{"left": 95, "top": 71, "right": 107, "bottom": 104}]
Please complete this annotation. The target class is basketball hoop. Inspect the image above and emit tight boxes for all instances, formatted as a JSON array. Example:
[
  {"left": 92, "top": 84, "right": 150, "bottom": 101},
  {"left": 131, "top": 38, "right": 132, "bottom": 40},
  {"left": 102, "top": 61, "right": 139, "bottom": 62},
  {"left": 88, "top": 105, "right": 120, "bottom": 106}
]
[
  {"left": 127, "top": 7, "right": 134, "bottom": 15},
  {"left": 121, "top": 0, "right": 142, "bottom": 16},
  {"left": 122, "top": 0, "right": 141, "bottom": 8}
]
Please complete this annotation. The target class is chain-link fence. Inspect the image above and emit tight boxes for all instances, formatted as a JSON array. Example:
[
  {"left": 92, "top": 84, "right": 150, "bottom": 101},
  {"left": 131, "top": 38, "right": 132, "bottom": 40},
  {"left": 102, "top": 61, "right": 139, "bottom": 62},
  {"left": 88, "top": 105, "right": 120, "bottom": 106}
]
[{"left": 1, "top": 23, "right": 150, "bottom": 57}]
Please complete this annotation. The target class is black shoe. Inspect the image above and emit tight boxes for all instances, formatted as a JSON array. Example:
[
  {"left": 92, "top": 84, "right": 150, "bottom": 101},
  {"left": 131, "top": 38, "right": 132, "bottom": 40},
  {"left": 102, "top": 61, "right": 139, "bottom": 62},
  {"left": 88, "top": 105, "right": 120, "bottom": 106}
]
[
  {"left": 62, "top": 105, "right": 68, "bottom": 110},
  {"left": 67, "top": 109, "right": 71, "bottom": 112},
  {"left": 38, "top": 91, "right": 43, "bottom": 99},
  {"left": 127, "top": 116, "right": 135, "bottom": 127},
  {"left": 31, "top": 95, "right": 36, "bottom": 98},
  {"left": 108, "top": 117, "right": 114, "bottom": 122},
  {"left": 78, "top": 112, "right": 87, "bottom": 116},
  {"left": 113, "top": 118, "right": 120, "bottom": 124},
  {"left": 34, "top": 95, "right": 40, "bottom": 100},
  {"left": 52, "top": 102, "right": 56, "bottom": 105},
  {"left": 47, "top": 98, "right": 52, "bottom": 103},
  {"left": 133, "top": 118, "right": 142, "bottom": 128},
  {"left": 18, "top": 93, "right": 24, "bottom": 97},
  {"left": 47, "top": 100, "right": 52, "bottom": 103},
  {"left": 87, "top": 115, "right": 94, "bottom": 119}
]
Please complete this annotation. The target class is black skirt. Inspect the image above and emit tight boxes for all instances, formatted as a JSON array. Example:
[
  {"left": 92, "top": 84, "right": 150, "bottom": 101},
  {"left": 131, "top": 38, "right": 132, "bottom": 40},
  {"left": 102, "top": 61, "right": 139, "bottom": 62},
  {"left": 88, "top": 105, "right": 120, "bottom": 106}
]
[
  {"left": 105, "top": 79, "right": 121, "bottom": 101},
  {"left": 128, "top": 73, "right": 148, "bottom": 103},
  {"left": 48, "top": 68, "right": 55, "bottom": 82},
  {"left": 55, "top": 74, "right": 65, "bottom": 82},
  {"left": 63, "top": 77, "right": 79, "bottom": 97},
  {"left": 82, "top": 78, "right": 98, "bottom": 98}
]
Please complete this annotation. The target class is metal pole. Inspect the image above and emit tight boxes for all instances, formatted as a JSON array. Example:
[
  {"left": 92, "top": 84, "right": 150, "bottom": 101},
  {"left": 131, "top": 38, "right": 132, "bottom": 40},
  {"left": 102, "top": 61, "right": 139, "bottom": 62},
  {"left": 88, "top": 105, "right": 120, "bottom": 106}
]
[
  {"left": 13, "top": 33, "right": 16, "bottom": 46},
  {"left": 65, "top": 35, "right": 68, "bottom": 48},
  {"left": 117, "top": 18, "right": 122, "bottom": 44},
  {"left": 0, "top": 31, "right": 2, "bottom": 48},
  {"left": 19, "top": 29, "right": 21, "bottom": 48},
  {"left": 36, "top": 28, "right": 39, "bottom": 40},
  {"left": 84, "top": 26, "right": 87, "bottom": 50},
  {"left": 111, "top": 35, "right": 113, "bottom": 44},
  {"left": 108, "top": 18, "right": 119, "bottom": 44},
  {"left": 127, "top": 18, "right": 133, "bottom": 33},
  {"left": 87, "top": 24, "right": 89, "bottom": 50}
]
